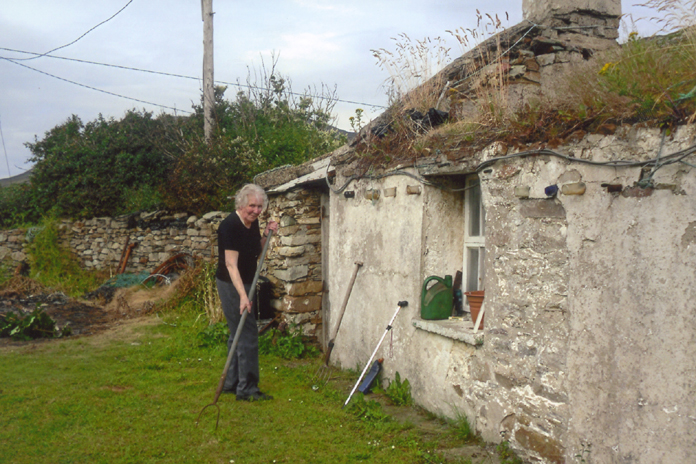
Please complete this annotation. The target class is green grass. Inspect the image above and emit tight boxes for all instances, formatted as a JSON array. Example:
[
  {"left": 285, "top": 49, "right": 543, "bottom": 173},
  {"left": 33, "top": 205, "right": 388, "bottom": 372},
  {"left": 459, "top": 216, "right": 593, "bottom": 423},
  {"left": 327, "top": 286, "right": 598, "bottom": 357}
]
[{"left": 0, "top": 310, "right": 463, "bottom": 464}]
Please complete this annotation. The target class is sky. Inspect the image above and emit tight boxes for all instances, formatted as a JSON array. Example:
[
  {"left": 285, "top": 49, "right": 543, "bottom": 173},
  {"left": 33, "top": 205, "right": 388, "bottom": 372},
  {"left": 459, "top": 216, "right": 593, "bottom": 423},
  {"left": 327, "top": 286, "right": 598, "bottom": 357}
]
[{"left": 0, "top": 0, "right": 664, "bottom": 179}]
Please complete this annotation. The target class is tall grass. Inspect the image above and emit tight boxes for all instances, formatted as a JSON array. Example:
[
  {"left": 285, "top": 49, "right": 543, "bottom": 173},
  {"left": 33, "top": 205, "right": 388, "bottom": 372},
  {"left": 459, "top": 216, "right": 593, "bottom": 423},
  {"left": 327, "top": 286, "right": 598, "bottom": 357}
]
[
  {"left": 562, "top": 23, "right": 696, "bottom": 124},
  {"left": 25, "top": 219, "right": 105, "bottom": 297},
  {"left": 156, "top": 260, "right": 224, "bottom": 325},
  {"left": 372, "top": 34, "right": 452, "bottom": 112}
]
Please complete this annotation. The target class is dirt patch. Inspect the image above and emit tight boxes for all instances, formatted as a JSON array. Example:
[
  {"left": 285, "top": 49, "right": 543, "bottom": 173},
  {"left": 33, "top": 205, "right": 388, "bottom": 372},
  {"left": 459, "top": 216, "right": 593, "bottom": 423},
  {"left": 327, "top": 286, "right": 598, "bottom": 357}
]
[{"left": 0, "top": 276, "right": 180, "bottom": 347}]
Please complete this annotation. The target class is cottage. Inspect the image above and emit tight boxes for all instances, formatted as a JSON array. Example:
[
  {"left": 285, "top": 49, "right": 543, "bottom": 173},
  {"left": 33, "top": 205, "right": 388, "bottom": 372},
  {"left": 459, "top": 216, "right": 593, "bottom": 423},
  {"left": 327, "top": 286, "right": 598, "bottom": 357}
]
[{"left": 255, "top": 0, "right": 696, "bottom": 462}]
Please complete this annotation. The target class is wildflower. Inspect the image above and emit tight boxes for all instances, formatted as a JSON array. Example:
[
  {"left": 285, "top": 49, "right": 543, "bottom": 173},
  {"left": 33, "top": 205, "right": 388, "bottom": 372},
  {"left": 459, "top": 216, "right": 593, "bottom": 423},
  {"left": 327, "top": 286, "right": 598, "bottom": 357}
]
[{"left": 599, "top": 62, "right": 616, "bottom": 75}]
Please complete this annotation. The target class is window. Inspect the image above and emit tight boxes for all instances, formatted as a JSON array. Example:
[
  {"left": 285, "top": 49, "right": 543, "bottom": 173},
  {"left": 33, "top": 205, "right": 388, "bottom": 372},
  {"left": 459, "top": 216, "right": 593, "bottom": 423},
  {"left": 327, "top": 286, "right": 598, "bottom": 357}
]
[{"left": 463, "top": 175, "right": 485, "bottom": 293}]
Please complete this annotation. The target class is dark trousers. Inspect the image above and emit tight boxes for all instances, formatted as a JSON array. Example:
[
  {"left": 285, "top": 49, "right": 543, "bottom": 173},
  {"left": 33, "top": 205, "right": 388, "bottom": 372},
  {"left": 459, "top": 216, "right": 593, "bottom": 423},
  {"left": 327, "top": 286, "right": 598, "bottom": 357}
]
[{"left": 217, "top": 278, "right": 260, "bottom": 396}]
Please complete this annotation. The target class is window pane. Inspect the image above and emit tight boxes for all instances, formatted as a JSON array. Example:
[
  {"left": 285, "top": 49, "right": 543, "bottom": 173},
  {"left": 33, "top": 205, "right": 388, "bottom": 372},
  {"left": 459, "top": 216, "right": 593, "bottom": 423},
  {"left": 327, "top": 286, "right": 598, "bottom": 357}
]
[
  {"left": 466, "top": 247, "right": 479, "bottom": 292},
  {"left": 469, "top": 181, "right": 481, "bottom": 237}
]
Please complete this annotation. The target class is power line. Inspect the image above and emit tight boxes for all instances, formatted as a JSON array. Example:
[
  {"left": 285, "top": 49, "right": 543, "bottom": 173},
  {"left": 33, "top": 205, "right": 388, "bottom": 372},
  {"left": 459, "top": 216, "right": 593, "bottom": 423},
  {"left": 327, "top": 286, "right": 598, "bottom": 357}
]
[
  {"left": 1, "top": 57, "right": 192, "bottom": 115},
  {"left": 0, "top": 47, "right": 388, "bottom": 110},
  {"left": 13, "top": 0, "right": 134, "bottom": 62}
]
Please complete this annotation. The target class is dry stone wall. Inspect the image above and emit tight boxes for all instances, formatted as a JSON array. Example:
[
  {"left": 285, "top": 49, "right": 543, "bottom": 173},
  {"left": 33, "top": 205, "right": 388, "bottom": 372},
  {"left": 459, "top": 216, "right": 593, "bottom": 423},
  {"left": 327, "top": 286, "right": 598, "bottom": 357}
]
[
  {"left": 1, "top": 211, "right": 226, "bottom": 273},
  {"left": 0, "top": 195, "right": 325, "bottom": 338}
]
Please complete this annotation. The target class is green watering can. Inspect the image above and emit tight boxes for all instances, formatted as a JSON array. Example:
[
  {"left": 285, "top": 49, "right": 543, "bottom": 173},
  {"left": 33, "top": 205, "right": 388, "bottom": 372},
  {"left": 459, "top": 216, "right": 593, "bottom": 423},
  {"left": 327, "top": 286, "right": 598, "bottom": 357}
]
[{"left": 421, "top": 275, "right": 453, "bottom": 320}]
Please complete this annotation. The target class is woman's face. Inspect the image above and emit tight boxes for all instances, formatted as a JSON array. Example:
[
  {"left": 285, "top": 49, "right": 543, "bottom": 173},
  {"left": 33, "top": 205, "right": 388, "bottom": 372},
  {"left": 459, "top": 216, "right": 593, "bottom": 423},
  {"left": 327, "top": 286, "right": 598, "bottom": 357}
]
[{"left": 238, "top": 194, "right": 263, "bottom": 225}]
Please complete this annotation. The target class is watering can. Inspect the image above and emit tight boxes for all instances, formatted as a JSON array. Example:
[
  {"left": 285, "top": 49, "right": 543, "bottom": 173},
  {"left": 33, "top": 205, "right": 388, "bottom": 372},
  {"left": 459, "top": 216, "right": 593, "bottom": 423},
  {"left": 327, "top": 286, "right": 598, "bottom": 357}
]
[{"left": 420, "top": 275, "right": 453, "bottom": 320}]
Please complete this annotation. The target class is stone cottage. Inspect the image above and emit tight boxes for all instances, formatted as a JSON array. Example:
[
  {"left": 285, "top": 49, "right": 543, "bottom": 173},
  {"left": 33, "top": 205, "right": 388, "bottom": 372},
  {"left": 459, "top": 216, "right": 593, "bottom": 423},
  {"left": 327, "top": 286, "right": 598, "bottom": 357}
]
[{"left": 255, "top": 0, "right": 696, "bottom": 462}]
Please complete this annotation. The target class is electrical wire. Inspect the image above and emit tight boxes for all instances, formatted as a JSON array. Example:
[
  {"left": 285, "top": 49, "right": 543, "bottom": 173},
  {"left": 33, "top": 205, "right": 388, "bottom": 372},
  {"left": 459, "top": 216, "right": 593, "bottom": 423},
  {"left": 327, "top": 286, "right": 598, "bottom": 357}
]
[
  {"left": 0, "top": 47, "right": 388, "bottom": 110},
  {"left": 12, "top": 0, "right": 134, "bottom": 62},
  {"left": 0, "top": 57, "right": 193, "bottom": 114}
]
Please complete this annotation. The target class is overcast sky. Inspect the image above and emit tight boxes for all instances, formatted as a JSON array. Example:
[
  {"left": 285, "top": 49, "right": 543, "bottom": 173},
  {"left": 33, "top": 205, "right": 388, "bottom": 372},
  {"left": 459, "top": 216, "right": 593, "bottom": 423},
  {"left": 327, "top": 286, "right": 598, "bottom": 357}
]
[{"left": 0, "top": 0, "right": 662, "bottom": 179}]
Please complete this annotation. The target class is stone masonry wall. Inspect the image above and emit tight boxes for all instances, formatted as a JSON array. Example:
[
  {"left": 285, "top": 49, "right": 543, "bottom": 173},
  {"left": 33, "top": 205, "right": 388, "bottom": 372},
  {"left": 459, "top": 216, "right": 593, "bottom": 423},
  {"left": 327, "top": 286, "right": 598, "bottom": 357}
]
[
  {"left": 0, "top": 196, "right": 324, "bottom": 337},
  {"left": 0, "top": 211, "right": 227, "bottom": 273},
  {"left": 264, "top": 187, "right": 324, "bottom": 337}
]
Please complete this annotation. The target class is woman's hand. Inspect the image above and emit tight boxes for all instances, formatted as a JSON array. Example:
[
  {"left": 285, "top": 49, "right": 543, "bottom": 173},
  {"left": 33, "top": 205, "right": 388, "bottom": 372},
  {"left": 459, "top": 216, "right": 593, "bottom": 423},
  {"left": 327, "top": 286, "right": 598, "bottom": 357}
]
[
  {"left": 264, "top": 220, "right": 279, "bottom": 237},
  {"left": 239, "top": 295, "right": 252, "bottom": 314}
]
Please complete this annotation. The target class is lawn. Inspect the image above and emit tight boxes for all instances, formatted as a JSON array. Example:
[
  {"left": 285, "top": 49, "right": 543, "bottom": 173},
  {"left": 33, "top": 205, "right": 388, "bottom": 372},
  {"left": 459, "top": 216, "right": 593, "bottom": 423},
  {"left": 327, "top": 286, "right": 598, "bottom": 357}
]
[{"left": 0, "top": 310, "right": 482, "bottom": 464}]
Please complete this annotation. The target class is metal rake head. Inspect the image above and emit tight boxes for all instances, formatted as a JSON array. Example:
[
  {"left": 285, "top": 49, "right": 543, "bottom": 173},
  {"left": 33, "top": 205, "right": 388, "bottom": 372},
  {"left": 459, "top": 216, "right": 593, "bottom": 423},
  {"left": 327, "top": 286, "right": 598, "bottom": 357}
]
[
  {"left": 196, "top": 402, "right": 220, "bottom": 431},
  {"left": 313, "top": 363, "right": 335, "bottom": 387}
]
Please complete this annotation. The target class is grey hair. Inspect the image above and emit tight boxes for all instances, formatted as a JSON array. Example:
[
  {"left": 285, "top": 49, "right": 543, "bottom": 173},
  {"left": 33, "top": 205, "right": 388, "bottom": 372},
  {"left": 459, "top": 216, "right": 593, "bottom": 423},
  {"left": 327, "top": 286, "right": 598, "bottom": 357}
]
[{"left": 235, "top": 184, "right": 268, "bottom": 211}]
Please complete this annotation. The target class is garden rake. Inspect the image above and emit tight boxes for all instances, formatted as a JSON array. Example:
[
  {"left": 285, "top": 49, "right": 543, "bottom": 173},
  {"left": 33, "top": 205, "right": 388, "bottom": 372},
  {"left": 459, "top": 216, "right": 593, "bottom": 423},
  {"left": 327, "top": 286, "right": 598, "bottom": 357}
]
[
  {"left": 343, "top": 300, "right": 408, "bottom": 408},
  {"left": 314, "top": 261, "right": 362, "bottom": 386},
  {"left": 196, "top": 229, "right": 274, "bottom": 430}
]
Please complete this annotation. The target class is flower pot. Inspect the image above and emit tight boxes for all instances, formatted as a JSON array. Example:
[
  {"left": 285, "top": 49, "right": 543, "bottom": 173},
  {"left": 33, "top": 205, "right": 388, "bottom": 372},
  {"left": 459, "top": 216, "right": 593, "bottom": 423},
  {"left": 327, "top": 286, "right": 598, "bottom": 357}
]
[{"left": 464, "top": 290, "right": 485, "bottom": 330}]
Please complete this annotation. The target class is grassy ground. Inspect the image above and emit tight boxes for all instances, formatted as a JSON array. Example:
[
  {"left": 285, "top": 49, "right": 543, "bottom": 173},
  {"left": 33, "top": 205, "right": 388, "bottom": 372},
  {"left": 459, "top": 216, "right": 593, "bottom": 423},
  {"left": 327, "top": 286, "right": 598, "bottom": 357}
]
[{"left": 0, "top": 310, "right": 494, "bottom": 464}]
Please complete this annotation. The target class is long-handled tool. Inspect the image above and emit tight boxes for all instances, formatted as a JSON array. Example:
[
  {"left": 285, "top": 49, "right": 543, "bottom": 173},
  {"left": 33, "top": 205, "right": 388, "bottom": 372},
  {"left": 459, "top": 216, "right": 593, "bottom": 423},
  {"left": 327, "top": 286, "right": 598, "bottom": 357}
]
[
  {"left": 343, "top": 300, "right": 408, "bottom": 408},
  {"left": 196, "top": 230, "right": 274, "bottom": 430},
  {"left": 314, "top": 261, "right": 363, "bottom": 384}
]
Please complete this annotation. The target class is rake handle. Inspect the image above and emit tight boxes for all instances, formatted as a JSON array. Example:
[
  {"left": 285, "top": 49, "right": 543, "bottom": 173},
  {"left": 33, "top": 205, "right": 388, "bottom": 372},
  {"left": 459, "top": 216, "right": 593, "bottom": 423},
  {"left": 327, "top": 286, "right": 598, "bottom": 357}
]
[{"left": 323, "top": 261, "right": 363, "bottom": 365}]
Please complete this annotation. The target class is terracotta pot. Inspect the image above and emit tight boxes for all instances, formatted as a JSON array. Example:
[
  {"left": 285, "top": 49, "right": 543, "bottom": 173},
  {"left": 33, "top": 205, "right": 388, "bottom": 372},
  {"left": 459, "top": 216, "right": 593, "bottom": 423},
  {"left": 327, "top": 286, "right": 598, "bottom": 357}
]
[{"left": 464, "top": 290, "right": 485, "bottom": 330}]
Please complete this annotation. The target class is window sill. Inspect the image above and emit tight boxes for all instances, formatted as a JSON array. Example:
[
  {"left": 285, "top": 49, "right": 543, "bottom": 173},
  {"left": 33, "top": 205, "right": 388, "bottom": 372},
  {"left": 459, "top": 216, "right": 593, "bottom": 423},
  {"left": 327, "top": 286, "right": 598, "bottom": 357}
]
[{"left": 412, "top": 317, "right": 484, "bottom": 346}]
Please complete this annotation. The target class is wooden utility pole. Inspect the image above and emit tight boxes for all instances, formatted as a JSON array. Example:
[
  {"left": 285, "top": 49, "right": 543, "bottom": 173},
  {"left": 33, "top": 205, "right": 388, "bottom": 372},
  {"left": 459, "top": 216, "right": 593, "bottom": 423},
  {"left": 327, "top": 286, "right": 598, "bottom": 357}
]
[{"left": 202, "top": 0, "right": 214, "bottom": 142}]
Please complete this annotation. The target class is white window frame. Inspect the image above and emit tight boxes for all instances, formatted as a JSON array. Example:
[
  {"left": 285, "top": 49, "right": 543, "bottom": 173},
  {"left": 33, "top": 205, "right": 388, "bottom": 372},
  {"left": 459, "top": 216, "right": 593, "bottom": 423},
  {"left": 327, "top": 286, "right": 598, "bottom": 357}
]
[{"left": 463, "top": 175, "right": 485, "bottom": 293}]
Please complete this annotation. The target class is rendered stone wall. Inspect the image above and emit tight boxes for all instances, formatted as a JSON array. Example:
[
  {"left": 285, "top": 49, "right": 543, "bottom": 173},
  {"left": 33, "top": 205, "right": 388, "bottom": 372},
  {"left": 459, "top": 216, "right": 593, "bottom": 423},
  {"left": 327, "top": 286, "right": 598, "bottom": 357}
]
[{"left": 327, "top": 125, "right": 696, "bottom": 464}]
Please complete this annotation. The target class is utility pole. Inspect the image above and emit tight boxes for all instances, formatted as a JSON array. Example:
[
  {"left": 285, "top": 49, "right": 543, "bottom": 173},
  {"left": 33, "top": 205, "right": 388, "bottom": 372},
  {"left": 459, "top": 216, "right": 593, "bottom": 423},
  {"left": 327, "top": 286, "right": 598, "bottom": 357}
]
[{"left": 202, "top": 0, "right": 214, "bottom": 142}]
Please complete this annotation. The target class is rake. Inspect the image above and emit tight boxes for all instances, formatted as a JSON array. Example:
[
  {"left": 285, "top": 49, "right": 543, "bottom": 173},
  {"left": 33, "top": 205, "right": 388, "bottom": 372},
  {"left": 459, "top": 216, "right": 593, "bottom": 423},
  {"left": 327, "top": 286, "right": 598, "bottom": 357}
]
[
  {"left": 313, "top": 261, "right": 363, "bottom": 386},
  {"left": 196, "top": 229, "right": 274, "bottom": 430},
  {"left": 343, "top": 300, "right": 408, "bottom": 408}
]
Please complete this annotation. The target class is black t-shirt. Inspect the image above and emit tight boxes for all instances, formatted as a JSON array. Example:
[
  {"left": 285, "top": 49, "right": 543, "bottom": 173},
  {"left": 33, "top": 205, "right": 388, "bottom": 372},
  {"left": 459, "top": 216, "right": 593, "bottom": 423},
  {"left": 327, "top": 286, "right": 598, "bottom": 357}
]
[{"left": 216, "top": 212, "right": 261, "bottom": 284}]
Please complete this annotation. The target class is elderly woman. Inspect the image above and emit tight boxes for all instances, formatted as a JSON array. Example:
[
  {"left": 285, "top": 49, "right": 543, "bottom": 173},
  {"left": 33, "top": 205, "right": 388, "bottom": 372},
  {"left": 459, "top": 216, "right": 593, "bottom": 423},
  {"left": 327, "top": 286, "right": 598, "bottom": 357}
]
[{"left": 216, "top": 184, "right": 278, "bottom": 401}]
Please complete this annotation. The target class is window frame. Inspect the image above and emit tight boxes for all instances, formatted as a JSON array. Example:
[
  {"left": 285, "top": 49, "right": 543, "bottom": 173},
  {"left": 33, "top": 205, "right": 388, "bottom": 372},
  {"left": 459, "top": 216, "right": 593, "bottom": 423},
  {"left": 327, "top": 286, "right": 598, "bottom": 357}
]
[{"left": 463, "top": 175, "right": 485, "bottom": 294}]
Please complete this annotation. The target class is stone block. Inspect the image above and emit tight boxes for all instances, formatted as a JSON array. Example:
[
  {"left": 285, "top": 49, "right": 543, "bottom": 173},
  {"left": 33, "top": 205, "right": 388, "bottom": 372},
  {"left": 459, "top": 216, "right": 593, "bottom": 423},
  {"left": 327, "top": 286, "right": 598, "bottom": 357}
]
[
  {"left": 280, "top": 216, "right": 297, "bottom": 227},
  {"left": 274, "top": 265, "right": 309, "bottom": 282},
  {"left": 509, "top": 65, "right": 526, "bottom": 78},
  {"left": 278, "top": 246, "right": 305, "bottom": 257},
  {"left": 279, "top": 225, "right": 300, "bottom": 236},
  {"left": 514, "top": 426, "right": 564, "bottom": 464},
  {"left": 296, "top": 217, "right": 320, "bottom": 225},
  {"left": 282, "top": 295, "right": 322, "bottom": 313},
  {"left": 284, "top": 256, "right": 311, "bottom": 267},
  {"left": 515, "top": 186, "right": 531, "bottom": 198},
  {"left": 286, "top": 280, "right": 323, "bottom": 296},
  {"left": 11, "top": 251, "right": 26, "bottom": 261},
  {"left": 280, "top": 234, "right": 321, "bottom": 247},
  {"left": 536, "top": 54, "right": 555, "bottom": 66},
  {"left": 519, "top": 199, "right": 566, "bottom": 218},
  {"left": 202, "top": 211, "right": 223, "bottom": 220}
]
